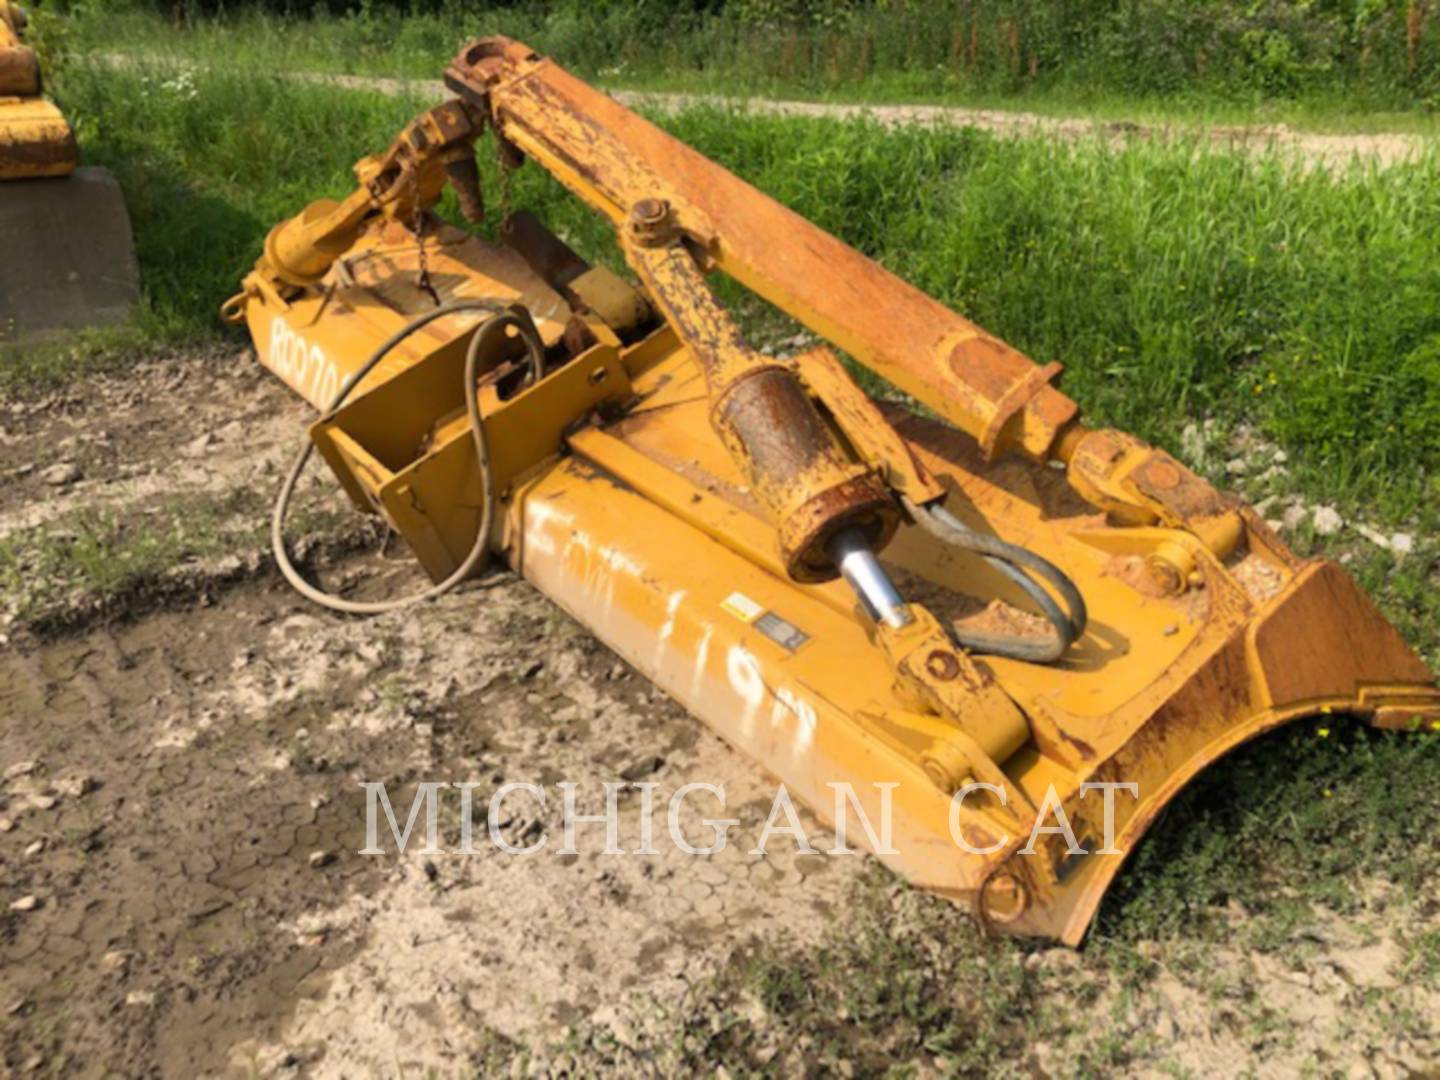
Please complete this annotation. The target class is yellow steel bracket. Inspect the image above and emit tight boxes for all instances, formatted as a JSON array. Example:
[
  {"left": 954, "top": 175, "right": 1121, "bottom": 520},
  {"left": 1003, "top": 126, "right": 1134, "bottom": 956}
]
[
  {"left": 1064, "top": 426, "right": 1244, "bottom": 593},
  {"left": 791, "top": 346, "right": 946, "bottom": 508},
  {"left": 224, "top": 99, "right": 485, "bottom": 320},
  {"left": 873, "top": 606, "right": 1033, "bottom": 788}
]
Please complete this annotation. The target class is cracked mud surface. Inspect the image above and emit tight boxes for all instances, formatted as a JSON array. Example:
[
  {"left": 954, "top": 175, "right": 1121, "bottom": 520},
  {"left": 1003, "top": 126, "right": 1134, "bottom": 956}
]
[
  {"left": 0, "top": 352, "right": 866, "bottom": 1076},
  {"left": 2, "top": 350, "right": 1438, "bottom": 1076}
]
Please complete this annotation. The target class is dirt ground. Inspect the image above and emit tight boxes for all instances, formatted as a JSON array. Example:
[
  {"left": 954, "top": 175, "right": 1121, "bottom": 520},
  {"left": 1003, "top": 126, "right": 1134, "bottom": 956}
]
[
  {"left": 2, "top": 350, "right": 1439, "bottom": 1077},
  {"left": 0, "top": 353, "right": 870, "bottom": 1076},
  {"left": 100, "top": 55, "right": 1431, "bottom": 171},
  {"left": 302, "top": 71, "right": 1429, "bottom": 170}
]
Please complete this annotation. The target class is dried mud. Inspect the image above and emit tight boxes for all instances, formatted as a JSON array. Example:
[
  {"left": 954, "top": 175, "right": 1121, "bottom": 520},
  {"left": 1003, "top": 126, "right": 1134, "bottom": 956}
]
[{"left": 2, "top": 349, "right": 1437, "bottom": 1076}]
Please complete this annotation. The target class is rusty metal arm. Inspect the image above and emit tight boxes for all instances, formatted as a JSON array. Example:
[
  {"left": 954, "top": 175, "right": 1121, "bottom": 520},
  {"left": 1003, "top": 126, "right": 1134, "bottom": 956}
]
[
  {"left": 442, "top": 36, "right": 1249, "bottom": 582},
  {"left": 444, "top": 37, "right": 1081, "bottom": 466},
  {"left": 617, "top": 196, "right": 1044, "bottom": 767},
  {"left": 227, "top": 99, "right": 486, "bottom": 314}
]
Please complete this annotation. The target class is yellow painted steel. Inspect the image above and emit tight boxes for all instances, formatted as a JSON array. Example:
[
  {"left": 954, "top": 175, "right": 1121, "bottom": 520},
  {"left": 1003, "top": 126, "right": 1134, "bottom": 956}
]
[
  {"left": 229, "top": 37, "right": 1440, "bottom": 943},
  {"left": 0, "top": 1, "right": 75, "bottom": 180}
]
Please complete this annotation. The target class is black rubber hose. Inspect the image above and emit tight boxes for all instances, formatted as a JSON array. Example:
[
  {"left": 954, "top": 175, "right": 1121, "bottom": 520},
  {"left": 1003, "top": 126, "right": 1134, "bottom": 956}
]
[
  {"left": 272, "top": 300, "right": 543, "bottom": 614},
  {"left": 906, "top": 497, "right": 1088, "bottom": 663}
]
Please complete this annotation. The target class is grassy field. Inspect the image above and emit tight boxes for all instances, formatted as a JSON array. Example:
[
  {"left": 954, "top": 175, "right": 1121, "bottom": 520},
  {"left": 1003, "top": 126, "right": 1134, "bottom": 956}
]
[
  {"left": 41, "top": 4, "right": 1440, "bottom": 135},
  {"left": 6, "top": 39, "right": 1440, "bottom": 1072},
  {"left": 42, "top": 55, "right": 1440, "bottom": 527}
]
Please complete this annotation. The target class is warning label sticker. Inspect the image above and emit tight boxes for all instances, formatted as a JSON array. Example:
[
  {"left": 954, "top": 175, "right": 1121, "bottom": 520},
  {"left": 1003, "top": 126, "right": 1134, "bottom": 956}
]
[
  {"left": 721, "top": 591, "right": 765, "bottom": 623},
  {"left": 754, "top": 611, "right": 810, "bottom": 652},
  {"left": 721, "top": 592, "right": 810, "bottom": 652}
]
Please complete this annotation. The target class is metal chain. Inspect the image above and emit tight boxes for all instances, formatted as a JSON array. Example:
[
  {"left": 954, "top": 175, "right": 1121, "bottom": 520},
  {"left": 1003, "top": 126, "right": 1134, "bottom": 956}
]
[{"left": 410, "top": 163, "right": 440, "bottom": 306}]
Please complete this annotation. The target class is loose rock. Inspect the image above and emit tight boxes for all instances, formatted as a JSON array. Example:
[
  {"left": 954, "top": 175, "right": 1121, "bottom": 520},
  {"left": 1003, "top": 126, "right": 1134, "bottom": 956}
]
[
  {"left": 9, "top": 895, "right": 40, "bottom": 912},
  {"left": 620, "top": 756, "right": 665, "bottom": 782},
  {"left": 55, "top": 774, "right": 94, "bottom": 799},
  {"left": 182, "top": 432, "right": 213, "bottom": 458},
  {"left": 1312, "top": 505, "right": 1343, "bottom": 536},
  {"left": 102, "top": 951, "right": 131, "bottom": 973},
  {"left": 40, "top": 462, "right": 81, "bottom": 486},
  {"left": 1355, "top": 524, "right": 1392, "bottom": 550}
]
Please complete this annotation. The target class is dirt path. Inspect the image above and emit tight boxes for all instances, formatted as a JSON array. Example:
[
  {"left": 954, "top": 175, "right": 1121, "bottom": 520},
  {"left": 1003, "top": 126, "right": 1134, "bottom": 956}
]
[
  {"left": 304, "top": 71, "right": 1430, "bottom": 169},
  {"left": 3, "top": 348, "right": 1438, "bottom": 1076},
  {"left": 97, "top": 52, "right": 1432, "bottom": 169}
]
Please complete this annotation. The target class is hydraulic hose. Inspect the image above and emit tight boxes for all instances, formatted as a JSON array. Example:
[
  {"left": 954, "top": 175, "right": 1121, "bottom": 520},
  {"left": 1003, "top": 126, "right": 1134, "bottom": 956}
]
[
  {"left": 272, "top": 299, "right": 544, "bottom": 615},
  {"left": 905, "top": 497, "right": 1088, "bottom": 664}
]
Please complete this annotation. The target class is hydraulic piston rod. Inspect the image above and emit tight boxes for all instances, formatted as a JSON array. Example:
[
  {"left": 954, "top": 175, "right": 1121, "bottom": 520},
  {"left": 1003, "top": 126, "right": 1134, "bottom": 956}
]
[{"left": 828, "top": 526, "right": 912, "bottom": 629}]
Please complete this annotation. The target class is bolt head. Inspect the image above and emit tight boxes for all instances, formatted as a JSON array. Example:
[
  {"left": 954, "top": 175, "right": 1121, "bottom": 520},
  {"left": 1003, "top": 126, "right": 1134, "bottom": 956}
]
[{"left": 925, "top": 649, "right": 961, "bottom": 681}]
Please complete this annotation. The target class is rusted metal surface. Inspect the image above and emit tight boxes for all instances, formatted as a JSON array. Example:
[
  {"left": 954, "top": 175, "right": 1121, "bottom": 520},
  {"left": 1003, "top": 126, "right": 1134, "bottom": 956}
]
[
  {"left": 624, "top": 221, "right": 898, "bottom": 583},
  {"left": 444, "top": 36, "right": 1080, "bottom": 464},
  {"left": 794, "top": 347, "right": 946, "bottom": 506},
  {"left": 0, "top": 44, "right": 40, "bottom": 95},
  {"left": 230, "top": 41, "right": 1440, "bottom": 945}
]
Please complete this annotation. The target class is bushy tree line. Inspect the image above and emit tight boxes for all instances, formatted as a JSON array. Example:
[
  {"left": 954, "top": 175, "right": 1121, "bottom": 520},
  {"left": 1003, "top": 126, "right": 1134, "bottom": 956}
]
[{"left": 58, "top": 1, "right": 1440, "bottom": 103}]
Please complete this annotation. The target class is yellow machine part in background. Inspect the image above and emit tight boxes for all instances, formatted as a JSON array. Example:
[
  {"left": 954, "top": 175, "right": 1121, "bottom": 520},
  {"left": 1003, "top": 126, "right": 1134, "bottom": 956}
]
[
  {"left": 0, "top": 2, "right": 139, "bottom": 348},
  {"left": 0, "top": 1, "right": 76, "bottom": 179}
]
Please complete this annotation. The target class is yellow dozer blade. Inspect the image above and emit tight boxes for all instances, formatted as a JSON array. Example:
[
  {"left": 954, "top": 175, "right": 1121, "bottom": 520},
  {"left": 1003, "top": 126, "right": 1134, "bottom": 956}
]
[
  {"left": 0, "top": 2, "right": 138, "bottom": 347},
  {"left": 226, "top": 37, "right": 1439, "bottom": 944},
  {"left": 0, "top": 1, "right": 75, "bottom": 178}
]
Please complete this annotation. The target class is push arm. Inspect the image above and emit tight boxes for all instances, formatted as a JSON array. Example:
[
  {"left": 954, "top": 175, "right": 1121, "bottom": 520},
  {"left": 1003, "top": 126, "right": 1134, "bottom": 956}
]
[
  {"left": 444, "top": 38, "right": 1077, "bottom": 465},
  {"left": 444, "top": 38, "right": 1243, "bottom": 584}
]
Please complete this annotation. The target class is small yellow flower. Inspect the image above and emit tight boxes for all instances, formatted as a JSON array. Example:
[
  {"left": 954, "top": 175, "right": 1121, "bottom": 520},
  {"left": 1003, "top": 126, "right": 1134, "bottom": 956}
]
[
  {"left": 1317, "top": 727, "right": 1330, "bottom": 738},
  {"left": 1431, "top": 720, "right": 1440, "bottom": 731},
  {"left": 1322, "top": 788, "right": 1333, "bottom": 798}
]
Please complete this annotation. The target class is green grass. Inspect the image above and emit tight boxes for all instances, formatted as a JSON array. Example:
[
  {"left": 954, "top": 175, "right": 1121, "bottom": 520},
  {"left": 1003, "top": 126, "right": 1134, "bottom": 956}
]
[
  {"left": 0, "top": 487, "right": 368, "bottom": 632},
  {"left": 40, "top": 4, "right": 1440, "bottom": 135},
  {"left": 47, "top": 56, "right": 1440, "bottom": 524},
  {"left": 0, "top": 491, "right": 265, "bottom": 629},
  {"left": 52, "top": 64, "right": 436, "bottom": 341}
]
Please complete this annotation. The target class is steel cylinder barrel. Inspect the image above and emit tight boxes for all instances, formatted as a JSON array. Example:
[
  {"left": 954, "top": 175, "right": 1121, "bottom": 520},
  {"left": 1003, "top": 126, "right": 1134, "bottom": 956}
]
[{"left": 625, "top": 219, "right": 898, "bottom": 584}]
